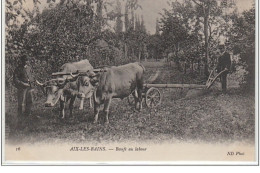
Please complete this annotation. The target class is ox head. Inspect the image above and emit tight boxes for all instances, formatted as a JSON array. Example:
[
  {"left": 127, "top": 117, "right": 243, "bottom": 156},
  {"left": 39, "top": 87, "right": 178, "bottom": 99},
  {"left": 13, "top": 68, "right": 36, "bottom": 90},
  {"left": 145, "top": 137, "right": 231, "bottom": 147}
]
[
  {"left": 70, "top": 71, "right": 99, "bottom": 99},
  {"left": 36, "top": 77, "right": 73, "bottom": 107}
]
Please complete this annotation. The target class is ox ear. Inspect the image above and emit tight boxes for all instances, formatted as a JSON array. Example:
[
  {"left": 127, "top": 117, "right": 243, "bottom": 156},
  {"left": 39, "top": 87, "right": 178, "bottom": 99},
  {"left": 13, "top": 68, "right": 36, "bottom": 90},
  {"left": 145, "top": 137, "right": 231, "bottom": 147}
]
[
  {"left": 89, "top": 73, "right": 100, "bottom": 86},
  {"left": 90, "top": 78, "right": 99, "bottom": 86},
  {"left": 56, "top": 78, "right": 69, "bottom": 88}
]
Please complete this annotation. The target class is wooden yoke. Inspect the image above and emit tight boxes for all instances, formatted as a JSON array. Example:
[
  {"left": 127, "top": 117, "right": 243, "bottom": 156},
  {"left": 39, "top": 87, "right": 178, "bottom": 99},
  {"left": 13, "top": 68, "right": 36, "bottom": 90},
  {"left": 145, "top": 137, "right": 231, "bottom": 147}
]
[{"left": 51, "top": 69, "right": 107, "bottom": 77}]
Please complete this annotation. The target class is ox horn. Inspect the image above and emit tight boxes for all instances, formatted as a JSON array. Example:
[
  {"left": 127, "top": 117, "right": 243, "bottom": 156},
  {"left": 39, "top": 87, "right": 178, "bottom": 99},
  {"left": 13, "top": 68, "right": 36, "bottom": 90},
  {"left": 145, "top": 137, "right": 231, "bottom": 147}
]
[
  {"left": 36, "top": 79, "right": 57, "bottom": 86},
  {"left": 70, "top": 72, "right": 79, "bottom": 78},
  {"left": 89, "top": 71, "right": 98, "bottom": 78},
  {"left": 36, "top": 80, "right": 45, "bottom": 86}
]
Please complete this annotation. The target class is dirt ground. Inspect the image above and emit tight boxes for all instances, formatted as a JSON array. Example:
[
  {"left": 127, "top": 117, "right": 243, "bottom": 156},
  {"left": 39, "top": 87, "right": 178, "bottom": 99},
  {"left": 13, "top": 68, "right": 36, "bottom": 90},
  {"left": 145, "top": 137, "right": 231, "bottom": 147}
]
[{"left": 5, "top": 61, "right": 255, "bottom": 145}]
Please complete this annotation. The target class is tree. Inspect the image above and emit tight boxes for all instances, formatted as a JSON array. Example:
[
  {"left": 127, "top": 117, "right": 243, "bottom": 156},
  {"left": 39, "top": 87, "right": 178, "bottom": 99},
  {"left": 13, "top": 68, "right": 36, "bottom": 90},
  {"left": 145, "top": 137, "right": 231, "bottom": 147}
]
[
  {"left": 230, "top": 5, "right": 255, "bottom": 91},
  {"left": 191, "top": 0, "right": 235, "bottom": 76},
  {"left": 140, "top": 15, "right": 146, "bottom": 33},
  {"left": 5, "top": 0, "right": 43, "bottom": 88},
  {"left": 192, "top": 0, "right": 215, "bottom": 76},
  {"left": 155, "top": 18, "right": 160, "bottom": 35},
  {"left": 160, "top": 0, "right": 194, "bottom": 68},
  {"left": 5, "top": 0, "right": 117, "bottom": 84},
  {"left": 114, "top": 0, "right": 123, "bottom": 34},
  {"left": 123, "top": 0, "right": 142, "bottom": 59},
  {"left": 124, "top": 2, "right": 129, "bottom": 32}
]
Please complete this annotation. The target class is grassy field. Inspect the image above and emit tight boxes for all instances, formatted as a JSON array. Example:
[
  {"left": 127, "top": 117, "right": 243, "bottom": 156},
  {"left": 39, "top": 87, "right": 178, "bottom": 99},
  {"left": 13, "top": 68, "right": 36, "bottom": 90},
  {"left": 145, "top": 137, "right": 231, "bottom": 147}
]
[{"left": 5, "top": 61, "right": 255, "bottom": 145}]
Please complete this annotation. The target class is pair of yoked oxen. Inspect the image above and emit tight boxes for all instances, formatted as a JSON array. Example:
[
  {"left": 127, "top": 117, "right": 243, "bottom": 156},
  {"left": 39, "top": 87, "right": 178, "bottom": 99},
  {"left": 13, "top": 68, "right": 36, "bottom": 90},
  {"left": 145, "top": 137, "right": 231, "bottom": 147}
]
[{"left": 36, "top": 59, "right": 145, "bottom": 124}]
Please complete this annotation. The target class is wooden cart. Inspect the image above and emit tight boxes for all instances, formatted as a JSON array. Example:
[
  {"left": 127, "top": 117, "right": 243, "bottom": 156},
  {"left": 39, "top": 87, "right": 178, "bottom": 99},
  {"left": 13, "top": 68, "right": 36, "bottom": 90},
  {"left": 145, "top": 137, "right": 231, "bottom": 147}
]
[{"left": 128, "top": 69, "right": 228, "bottom": 108}]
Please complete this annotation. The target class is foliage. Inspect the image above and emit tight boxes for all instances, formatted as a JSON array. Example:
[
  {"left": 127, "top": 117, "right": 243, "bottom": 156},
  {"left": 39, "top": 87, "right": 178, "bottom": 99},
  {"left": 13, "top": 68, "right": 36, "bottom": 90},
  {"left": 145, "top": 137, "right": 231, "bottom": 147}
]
[
  {"left": 5, "top": 0, "right": 150, "bottom": 103},
  {"left": 229, "top": 6, "right": 255, "bottom": 91},
  {"left": 155, "top": 0, "right": 254, "bottom": 83},
  {"left": 158, "top": 0, "right": 202, "bottom": 70},
  {"left": 114, "top": 0, "right": 123, "bottom": 34},
  {"left": 4, "top": 0, "right": 256, "bottom": 101}
]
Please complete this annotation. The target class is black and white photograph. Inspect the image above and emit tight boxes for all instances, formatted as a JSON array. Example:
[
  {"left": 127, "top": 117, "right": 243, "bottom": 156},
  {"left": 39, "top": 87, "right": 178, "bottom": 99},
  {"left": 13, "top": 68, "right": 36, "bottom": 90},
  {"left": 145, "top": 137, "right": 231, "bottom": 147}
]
[{"left": 1, "top": 0, "right": 258, "bottom": 165}]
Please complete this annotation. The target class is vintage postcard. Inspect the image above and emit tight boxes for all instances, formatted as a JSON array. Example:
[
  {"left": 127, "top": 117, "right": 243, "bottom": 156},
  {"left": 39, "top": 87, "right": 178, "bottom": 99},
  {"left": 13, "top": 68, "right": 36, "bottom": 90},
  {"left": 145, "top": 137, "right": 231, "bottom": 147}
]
[{"left": 1, "top": 0, "right": 258, "bottom": 165}]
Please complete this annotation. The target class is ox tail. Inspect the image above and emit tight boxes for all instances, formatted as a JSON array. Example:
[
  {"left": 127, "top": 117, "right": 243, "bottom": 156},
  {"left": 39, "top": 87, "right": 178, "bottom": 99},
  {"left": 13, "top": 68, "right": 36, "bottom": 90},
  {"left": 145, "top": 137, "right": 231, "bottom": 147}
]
[
  {"left": 147, "top": 70, "right": 160, "bottom": 83},
  {"left": 138, "top": 62, "right": 146, "bottom": 73}
]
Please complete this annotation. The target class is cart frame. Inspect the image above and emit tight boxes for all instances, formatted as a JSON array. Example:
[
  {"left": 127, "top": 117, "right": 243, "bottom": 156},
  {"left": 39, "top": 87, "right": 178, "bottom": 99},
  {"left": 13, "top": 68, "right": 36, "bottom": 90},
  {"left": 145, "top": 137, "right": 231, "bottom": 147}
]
[{"left": 128, "top": 69, "right": 228, "bottom": 108}]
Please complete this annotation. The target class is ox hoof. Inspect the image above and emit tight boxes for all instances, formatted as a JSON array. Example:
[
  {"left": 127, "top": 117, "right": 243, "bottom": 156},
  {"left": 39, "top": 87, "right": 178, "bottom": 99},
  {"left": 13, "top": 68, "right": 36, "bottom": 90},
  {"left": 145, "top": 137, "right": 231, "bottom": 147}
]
[
  {"left": 105, "top": 121, "right": 109, "bottom": 125},
  {"left": 93, "top": 121, "right": 98, "bottom": 124}
]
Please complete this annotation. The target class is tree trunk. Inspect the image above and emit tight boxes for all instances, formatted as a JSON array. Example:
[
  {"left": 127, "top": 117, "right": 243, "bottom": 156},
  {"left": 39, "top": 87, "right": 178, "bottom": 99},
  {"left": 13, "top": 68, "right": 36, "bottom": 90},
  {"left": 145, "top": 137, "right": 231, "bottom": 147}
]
[
  {"left": 191, "top": 60, "right": 194, "bottom": 73},
  {"left": 124, "top": 43, "right": 128, "bottom": 59},
  {"left": 138, "top": 49, "right": 141, "bottom": 62},
  {"left": 96, "top": 0, "right": 103, "bottom": 33},
  {"left": 132, "top": 48, "right": 135, "bottom": 59},
  {"left": 175, "top": 43, "right": 181, "bottom": 71},
  {"left": 203, "top": 4, "right": 210, "bottom": 77},
  {"left": 197, "top": 59, "right": 200, "bottom": 72},
  {"left": 184, "top": 61, "right": 187, "bottom": 74}
]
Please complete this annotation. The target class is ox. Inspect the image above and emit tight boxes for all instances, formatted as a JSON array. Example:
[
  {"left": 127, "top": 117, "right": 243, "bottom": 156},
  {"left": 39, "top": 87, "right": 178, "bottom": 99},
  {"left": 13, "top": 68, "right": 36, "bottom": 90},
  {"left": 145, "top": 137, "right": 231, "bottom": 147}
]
[
  {"left": 71, "top": 62, "right": 145, "bottom": 124},
  {"left": 36, "top": 59, "right": 94, "bottom": 118}
]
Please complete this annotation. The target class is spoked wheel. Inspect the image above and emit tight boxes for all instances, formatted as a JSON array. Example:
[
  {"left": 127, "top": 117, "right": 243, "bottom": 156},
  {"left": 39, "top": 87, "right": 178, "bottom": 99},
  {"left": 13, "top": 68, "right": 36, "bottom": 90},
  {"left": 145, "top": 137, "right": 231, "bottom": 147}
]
[
  {"left": 145, "top": 87, "right": 162, "bottom": 108},
  {"left": 127, "top": 90, "right": 137, "bottom": 106}
]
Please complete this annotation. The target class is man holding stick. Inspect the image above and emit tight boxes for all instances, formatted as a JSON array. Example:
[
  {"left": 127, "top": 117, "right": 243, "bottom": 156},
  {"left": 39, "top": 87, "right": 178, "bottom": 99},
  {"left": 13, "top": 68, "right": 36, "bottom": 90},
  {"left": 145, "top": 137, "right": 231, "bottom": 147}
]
[
  {"left": 13, "top": 54, "right": 36, "bottom": 127},
  {"left": 216, "top": 44, "right": 231, "bottom": 93}
]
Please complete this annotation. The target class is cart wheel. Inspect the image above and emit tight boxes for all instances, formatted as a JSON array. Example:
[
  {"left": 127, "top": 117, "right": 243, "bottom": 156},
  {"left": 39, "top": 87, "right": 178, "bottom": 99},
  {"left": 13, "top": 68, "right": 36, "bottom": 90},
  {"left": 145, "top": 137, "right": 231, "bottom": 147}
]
[
  {"left": 127, "top": 90, "right": 137, "bottom": 106},
  {"left": 145, "top": 87, "right": 162, "bottom": 108}
]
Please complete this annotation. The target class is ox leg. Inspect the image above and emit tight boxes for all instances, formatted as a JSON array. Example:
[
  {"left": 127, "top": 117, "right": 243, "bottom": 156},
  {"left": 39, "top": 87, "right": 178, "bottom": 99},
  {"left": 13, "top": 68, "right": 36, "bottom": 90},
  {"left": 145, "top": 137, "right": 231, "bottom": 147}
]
[
  {"left": 93, "top": 102, "right": 101, "bottom": 124},
  {"left": 137, "top": 89, "right": 143, "bottom": 111},
  {"left": 132, "top": 90, "right": 139, "bottom": 110},
  {"left": 103, "top": 97, "right": 112, "bottom": 124},
  {"left": 79, "top": 98, "right": 84, "bottom": 110},
  {"left": 89, "top": 96, "right": 93, "bottom": 108},
  {"left": 137, "top": 76, "right": 144, "bottom": 111},
  {"left": 69, "top": 96, "right": 76, "bottom": 117},
  {"left": 60, "top": 100, "right": 65, "bottom": 119}
]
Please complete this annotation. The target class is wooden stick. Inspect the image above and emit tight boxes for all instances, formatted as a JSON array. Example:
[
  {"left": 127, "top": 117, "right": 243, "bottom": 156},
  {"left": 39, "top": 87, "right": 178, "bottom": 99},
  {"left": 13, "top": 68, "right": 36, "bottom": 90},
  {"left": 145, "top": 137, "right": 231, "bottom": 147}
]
[
  {"left": 206, "top": 69, "right": 228, "bottom": 89},
  {"left": 51, "top": 71, "right": 82, "bottom": 76},
  {"left": 144, "top": 83, "right": 206, "bottom": 89}
]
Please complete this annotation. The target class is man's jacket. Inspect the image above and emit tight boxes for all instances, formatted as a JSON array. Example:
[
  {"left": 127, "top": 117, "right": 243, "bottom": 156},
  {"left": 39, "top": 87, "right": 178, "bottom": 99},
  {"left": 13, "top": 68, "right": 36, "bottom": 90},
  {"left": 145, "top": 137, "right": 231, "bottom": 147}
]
[
  {"left": 13, "top": 65, "right": 34, "bottom": 89},
  {"left": 216, "top": 52, "right": 231, "bottom": 73}
]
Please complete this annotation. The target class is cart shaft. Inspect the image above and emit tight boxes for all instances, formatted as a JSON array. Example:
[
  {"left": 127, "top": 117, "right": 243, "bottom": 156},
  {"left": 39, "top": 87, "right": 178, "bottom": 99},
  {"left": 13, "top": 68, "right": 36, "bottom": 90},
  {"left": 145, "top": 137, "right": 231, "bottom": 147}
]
[{"left": 144, "top": 83, "right": 206, "bottom": 89}]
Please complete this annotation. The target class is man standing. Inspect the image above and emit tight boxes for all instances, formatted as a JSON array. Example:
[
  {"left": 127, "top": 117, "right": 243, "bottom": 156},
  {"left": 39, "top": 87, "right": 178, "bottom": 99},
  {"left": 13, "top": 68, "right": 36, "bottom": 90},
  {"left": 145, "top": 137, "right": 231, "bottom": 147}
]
[
  {"left": 13, "top": 55, "right": 35, "bottom": 125},
  {"left": 216, "top": 44, "right": 231, "bottom": 93}
]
